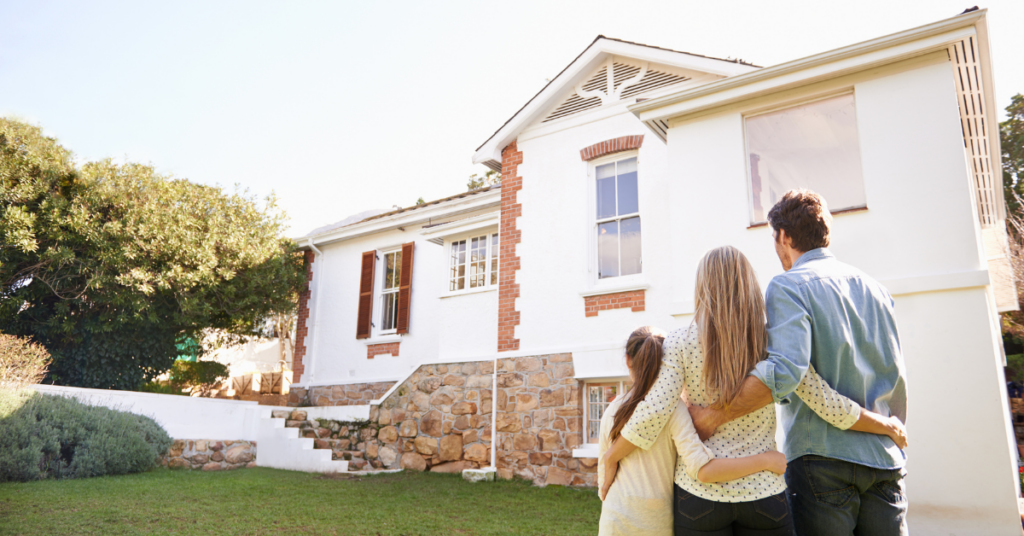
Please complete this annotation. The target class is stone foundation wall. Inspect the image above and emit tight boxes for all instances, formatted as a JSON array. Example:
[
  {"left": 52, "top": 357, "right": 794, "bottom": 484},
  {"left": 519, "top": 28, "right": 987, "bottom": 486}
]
[
  {"left": 162, "top": 439, "right": 256, "bottom": 471},
  {"left": 493, "top": 353, "right": 597, "bottom": 486},
  {"left": 288, "top": 381, "right": 397, "bottom": 407},
  {"left": 292, "top": 355, "right": 598, "bottom": 487}
]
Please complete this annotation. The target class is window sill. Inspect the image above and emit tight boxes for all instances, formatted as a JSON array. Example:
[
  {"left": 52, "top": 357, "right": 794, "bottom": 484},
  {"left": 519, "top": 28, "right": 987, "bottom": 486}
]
[
  {"left": 440, "top": 286, "right": 498, "bottom": 299},
  {"left": 572, "top": 446, "right": 600, "bottom": 459},
  {"left": 579, "top": 279, "right": 649, "bottom": 298},
  {"left": 747, "top": 206, "right": 868, "bottom": 229},
  {"left": 361, "top": 334, "right": 402, "bottom": 346}
]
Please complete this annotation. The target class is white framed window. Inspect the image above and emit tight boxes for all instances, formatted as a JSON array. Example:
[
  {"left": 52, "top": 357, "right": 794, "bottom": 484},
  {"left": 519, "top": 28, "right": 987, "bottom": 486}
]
[
  {"left": 378, "top": 249, "right": 402, "bottom": 334},
  {"left": 448, "top": 232, "right": 499, "bottom": 293},
  {"left": 593, "top": 155, "right": 642, "bottom": 279},
  {"left": 584, "top": 380, "right": 633, "bottom": 444},
  {"left": 744, "top": 92, "right": 866, "bottom": 224}
]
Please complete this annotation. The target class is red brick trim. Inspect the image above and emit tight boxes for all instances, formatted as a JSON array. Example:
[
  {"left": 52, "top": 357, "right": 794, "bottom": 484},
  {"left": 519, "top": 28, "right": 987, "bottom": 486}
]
[
  {"left": 498, "top": 142, "right": 523, "bottom": 352},
  {"left": 579, "top": 135, "right": 644, "bottom": 161},
  {"left": 292, "top": 250, "right": 315, "bottom": 383},
  {"left": 367, "top": 342, "right": 400, "bottom": 359},
  {"left": 583, "top": 290, "right": 646, "bottom": 317}
]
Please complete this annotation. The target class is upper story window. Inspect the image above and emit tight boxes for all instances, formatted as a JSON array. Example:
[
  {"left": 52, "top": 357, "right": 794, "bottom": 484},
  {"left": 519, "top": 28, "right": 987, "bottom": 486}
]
[
  {"left": 379, "top": 250, "right": 402, "bottom": 333},
  {"left": 595, "top": 156, "right": 642, "bottom": 278},
  {"left": 745, "top": 93, "right": 866, "bottom": 224},
  {"left": 449, "top": 233, "right": 499, "bottom": 292}
]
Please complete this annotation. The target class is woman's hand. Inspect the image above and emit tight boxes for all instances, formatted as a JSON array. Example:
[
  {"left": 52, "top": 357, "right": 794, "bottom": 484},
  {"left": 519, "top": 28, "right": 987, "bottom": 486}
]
[
  {"left": 599, "top": 456, "right": 618, "bottom": 501},
  {"left": 885, "top": 416, "right": 908, "bottom": 449},
  {"left": 761, "top": 451, "right": 787, "bottom": 475}
]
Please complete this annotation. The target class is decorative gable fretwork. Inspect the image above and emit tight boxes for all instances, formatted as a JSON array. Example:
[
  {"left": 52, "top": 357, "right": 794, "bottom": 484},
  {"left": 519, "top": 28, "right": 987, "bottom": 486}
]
[{"left": 542, "top": 58, "right": 691, "bottom": 123}]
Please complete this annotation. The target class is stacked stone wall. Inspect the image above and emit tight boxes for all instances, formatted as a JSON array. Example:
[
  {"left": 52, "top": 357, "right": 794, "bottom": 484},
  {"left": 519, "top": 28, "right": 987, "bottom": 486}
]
[
  {"left": 288, "top": 381, "right": 396, "bottom": 407},
  {"left": 162, "top": 439, "right": 256, "bottom": 471},
  {"left": 493, "top": 353, "right": 597, "bottom": 486}
]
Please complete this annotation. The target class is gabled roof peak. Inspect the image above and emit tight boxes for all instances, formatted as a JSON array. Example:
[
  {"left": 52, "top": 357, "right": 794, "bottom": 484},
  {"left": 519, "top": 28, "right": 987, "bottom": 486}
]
[{"left": 472, "top": 36, "right": 760, "bottom": 170}]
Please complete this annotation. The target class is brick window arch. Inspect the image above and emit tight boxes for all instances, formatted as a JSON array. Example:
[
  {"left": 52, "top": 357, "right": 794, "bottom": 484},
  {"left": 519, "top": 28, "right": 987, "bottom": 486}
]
[{"left": 580, "top": 135, "right": 644, "bottom": 162}]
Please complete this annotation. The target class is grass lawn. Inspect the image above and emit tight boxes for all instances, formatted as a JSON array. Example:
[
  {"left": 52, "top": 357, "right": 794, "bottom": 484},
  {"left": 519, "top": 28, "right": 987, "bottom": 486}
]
[{"left": 0, "top": 467, "right": 601, "bottom": 535}]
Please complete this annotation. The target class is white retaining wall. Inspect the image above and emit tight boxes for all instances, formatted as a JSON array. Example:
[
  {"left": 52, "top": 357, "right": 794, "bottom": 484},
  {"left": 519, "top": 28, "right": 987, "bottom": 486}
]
[{"left": 29, "top": 385, "right": 371, "bottom": 441}]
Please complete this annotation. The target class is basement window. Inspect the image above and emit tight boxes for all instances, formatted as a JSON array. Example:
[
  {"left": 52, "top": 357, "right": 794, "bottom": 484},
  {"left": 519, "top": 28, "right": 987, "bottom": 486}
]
[{"left": 745, "top": 93, "right": 866, "bottom": 224}]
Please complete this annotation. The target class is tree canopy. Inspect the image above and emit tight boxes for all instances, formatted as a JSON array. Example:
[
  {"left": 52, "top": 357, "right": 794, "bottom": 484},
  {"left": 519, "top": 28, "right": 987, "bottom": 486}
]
[
  {"left": 1002, "top": 94, "right": 1024, "bottom": 214},
  {"left": 0, "top": 118, "right": 305, "bottom": 389}
]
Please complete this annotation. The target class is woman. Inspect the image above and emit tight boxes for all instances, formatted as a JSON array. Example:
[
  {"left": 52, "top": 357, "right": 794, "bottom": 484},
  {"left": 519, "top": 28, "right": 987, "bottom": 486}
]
[
  {"left": 601, "top": 247, "right": 905, "bottom": 535},
  {"left": 598, "top": 326, "right": 787, "bottom": 535}
]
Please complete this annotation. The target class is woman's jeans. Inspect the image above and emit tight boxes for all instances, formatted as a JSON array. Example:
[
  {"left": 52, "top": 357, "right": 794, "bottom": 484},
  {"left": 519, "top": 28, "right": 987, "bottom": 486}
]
[
  {"left": 786, "top": 455, "right": 908, "bottom": 536},
  {"left": 674, "top": 485, "right": 795, "bottom": 536}
]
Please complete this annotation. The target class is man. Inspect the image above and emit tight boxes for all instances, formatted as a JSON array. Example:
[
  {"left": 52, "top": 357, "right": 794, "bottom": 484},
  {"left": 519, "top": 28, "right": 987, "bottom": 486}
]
[{"left": 601, "top": 189, "right": 908, "bottom": 535}]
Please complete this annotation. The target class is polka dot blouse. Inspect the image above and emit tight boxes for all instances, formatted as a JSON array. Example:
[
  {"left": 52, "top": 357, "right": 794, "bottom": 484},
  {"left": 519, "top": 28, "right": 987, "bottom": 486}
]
[{"left": 621, "top": 324, "right": 862, "bottom": 503}]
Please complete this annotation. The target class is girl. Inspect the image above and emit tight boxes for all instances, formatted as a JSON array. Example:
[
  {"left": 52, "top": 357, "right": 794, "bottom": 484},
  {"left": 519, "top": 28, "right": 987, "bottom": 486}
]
[{"left": 597, "top": 326, "right": 787, "bottom": 535}]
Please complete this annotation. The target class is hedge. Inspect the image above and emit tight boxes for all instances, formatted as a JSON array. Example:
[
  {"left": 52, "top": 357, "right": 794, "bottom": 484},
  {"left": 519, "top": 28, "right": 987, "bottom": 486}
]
[{"left": 0, "top": 390, "right": 172, "bottom": 482}]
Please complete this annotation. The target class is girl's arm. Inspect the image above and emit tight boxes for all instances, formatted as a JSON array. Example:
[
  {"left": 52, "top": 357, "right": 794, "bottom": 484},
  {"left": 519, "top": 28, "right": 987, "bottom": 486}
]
[{"left": 696, "top": 451, "right": 787, "bottom": 483}]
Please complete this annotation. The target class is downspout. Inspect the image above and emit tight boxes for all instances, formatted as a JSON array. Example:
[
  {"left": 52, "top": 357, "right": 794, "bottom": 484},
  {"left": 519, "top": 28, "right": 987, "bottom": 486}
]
[
  {"left": 306, "top": 239, "right": 324, "bottom": 385},
  {"left": 491, "top": 355, "right": 498, "bottom": 471}
]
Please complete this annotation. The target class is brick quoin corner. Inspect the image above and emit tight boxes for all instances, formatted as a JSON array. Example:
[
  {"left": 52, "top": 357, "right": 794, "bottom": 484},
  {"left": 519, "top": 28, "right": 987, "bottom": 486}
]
[
  {"left": 579, "top": 135, "right": 644, "bottom": 161},
  {"left": 584, "top": 290, "right": 646, "bottom": 317},
  {"left": 292, "top": 250, "right": 315, "bottom": 384},
  {"left": 498, "top": 141, "right": 523, "bottom": 352}
]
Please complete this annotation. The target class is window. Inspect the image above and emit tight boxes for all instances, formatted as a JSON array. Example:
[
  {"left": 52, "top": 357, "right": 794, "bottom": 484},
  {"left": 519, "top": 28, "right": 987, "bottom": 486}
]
[
  {"left": 585, "top": 380, "right": 633, "bottom": 444},
  {"left": 745, "top": 93, "right": 866, "bottom": 223},
  {"left": 380, "top": 250, "right": 401, "bottom": 333},
  {"left": 595, "top": 156, "right": 641, "bottom": 279},
  {"left": 449, "top": 232, "right": 499, "bottom": 292}
]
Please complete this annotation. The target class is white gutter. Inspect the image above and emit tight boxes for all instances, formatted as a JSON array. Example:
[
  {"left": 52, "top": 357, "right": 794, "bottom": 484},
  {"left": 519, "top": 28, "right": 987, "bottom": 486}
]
[{"left": 302, "top": 238, "right": 324, "bottom": 387}]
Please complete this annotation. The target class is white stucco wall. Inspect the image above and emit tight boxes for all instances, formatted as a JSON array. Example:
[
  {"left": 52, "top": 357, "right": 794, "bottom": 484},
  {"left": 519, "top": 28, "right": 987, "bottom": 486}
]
[{"left": 301, "top": 205, "right": 499, "bottom": 387}]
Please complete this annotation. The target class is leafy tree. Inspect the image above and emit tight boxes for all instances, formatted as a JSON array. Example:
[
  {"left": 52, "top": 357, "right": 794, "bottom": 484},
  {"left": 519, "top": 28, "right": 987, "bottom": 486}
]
[
  {"left": 0, "top": 118, "right": 305, "bottom": 390},
  {"left": 415, "top": 197, "right": 425, "bottom": 205},
  {"left": 466, "top": 170, "right": 501, "bottom": 191},
  {"left": 1002, "top": 94, "right": 1024, "bottom": 214}
]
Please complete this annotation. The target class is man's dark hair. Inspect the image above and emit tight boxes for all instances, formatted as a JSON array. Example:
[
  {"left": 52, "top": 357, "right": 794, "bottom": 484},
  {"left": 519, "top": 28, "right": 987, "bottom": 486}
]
[{"left": 766, "top": 189, "right": 832, "bottom": 252}]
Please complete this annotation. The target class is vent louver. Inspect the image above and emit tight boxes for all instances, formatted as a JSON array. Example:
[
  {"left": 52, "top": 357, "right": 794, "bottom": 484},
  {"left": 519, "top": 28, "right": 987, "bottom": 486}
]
[
  {"left": 949, "top": 36, "right": 998, "bottom": 227},
  {"left": 542, "top": 61, "right": 691, "bottom": 123}
]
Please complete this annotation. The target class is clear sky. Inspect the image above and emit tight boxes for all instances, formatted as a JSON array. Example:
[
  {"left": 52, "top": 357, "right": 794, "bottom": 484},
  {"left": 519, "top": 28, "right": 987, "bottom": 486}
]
[{"left": 2, "top": 1, "right": 1022, "bottom": 237}]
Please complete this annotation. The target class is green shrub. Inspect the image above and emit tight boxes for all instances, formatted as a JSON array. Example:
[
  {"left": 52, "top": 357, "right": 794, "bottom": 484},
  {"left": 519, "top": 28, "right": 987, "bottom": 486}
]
[
  {"left": 168, "top": 360, "right": 229, "bottom": 395},
  {"left": 0, "top": 334, "right": 51, "bottom": 390},
  {"left": 0, "top": 390, "right": 172, "bottom": 482},
  {"left": 139, "top": 381, "right": 187, "bottom": 396}
]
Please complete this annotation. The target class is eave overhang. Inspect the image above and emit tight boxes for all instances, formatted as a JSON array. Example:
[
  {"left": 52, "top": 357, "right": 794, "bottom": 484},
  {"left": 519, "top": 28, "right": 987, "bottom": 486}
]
[
  {"left": 629, "top": 9, "right": 989, "bottom": 134},
  {"left": 293, "top": 188, "right": 501, "bottom": 249}
]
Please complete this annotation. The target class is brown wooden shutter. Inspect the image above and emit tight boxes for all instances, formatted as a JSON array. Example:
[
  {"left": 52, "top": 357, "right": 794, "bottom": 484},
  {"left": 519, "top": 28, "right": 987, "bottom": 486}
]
[
  {"left": 356, "top": 251, "right": 376, "bottom": 339},
  {"left": 396, "top": 242, "right": 415, "bottom": 334}
]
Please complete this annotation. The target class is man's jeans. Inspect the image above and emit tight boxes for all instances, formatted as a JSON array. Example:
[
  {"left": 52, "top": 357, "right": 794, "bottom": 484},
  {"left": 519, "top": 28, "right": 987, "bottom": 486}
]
[{"left": 786, "top": 455, "right": 908, "bottom": 536}]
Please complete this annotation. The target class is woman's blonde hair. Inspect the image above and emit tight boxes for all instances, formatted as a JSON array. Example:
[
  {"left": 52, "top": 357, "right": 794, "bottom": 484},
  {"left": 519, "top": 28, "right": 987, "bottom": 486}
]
[{"left": 694, "top": 246, "right": 767, "bottom": 407}]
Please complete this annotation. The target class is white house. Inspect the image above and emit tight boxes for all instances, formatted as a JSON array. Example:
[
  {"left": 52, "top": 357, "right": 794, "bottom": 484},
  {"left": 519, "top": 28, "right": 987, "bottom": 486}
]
[{"left": 292, "top": 9, "right": 1019, "bottom": 533}]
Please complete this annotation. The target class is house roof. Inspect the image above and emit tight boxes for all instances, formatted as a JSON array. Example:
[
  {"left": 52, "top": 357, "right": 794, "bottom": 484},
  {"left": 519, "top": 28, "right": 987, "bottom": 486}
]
[
  {"left": 295, "top": 184, "right": 501, "bottom": 248},
  {"left": 357, "top": 184, "right": 500, "bottom": 224},
  {"left": 471, "top": 36, "right": 761, "bottom": 170}
]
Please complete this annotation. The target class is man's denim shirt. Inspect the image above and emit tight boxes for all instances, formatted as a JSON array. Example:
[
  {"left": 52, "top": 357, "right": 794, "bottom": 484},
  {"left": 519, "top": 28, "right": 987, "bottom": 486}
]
[{"left": 752, "top": 248, "right": 908, "bottom": 470}]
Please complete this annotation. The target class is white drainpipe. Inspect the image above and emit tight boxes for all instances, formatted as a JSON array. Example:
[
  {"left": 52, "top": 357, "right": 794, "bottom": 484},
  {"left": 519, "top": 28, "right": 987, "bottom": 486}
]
[
  {"left": 305, "top": 239, "right": 324, "bottom": 385},
  {"left": 491, "top": 356, "right": 498, "bottom": 470}
]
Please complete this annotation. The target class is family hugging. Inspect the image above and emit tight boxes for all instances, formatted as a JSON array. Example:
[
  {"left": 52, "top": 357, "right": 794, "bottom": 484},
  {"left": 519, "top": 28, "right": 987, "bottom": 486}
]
[{"left": 597, "top": 190, "right": 909, "bottom": 536}]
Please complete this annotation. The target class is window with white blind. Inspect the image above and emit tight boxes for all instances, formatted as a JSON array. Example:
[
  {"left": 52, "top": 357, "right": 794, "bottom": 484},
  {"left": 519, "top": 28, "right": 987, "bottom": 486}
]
[
  {"left": 745, "top": 93, "right": 866, "bottom": 224},
  {"left": 449, "top": 233, "right": 499, "bottom": 293},
  {"left": 594, "top": 156, "right": 642, "bottom": 279}
]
